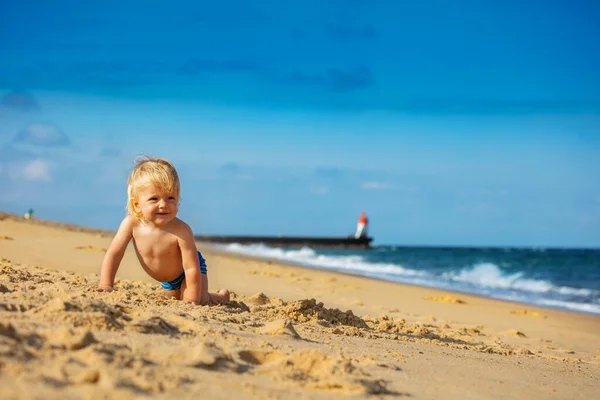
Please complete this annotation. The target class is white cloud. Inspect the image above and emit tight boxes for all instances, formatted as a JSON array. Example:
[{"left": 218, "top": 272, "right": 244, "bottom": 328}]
[
  {"left": 362, "top": 181, "right": 392, "bottom": 191},
  {"left": 13, "top": 122, "right": 70, "bottom": 147},
  {"left": 10, "top": 159, "right": 52, "bottom": 182}
]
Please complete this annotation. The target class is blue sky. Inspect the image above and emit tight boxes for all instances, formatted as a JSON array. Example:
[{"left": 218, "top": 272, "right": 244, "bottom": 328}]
[{"left": 1, "top": 1, "right": 599, "bottom": 247}]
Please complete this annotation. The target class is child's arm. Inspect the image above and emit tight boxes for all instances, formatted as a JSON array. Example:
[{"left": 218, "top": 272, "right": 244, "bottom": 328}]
[
  {"left": 178, "top": 223, "right": 202, "bottom": 304},
  {"left": 98, "top": 217, "right": 133, "bottom": 291}
]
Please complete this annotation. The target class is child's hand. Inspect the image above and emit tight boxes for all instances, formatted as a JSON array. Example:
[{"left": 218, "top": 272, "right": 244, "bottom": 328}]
[{"left": 96, "top": 285, "right": 114, "bottom": 292}]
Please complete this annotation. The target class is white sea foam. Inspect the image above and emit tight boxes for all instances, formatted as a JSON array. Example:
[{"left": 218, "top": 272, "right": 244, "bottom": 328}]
[
  {"left": 535, "top": 299, "right": 600, "bottom": 314},
  {"left": 223, "top": 243, "right": 426, "bottom": 277},
  {"left": 445, "top": 263, "right": 595, "bottom": 297},
  {"left": 220, "top": 243, "right": 600, "bottom": 315}
]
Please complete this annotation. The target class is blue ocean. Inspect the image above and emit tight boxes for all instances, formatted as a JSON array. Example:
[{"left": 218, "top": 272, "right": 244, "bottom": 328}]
[{"left": 220, "top": 244, "right": 600, "bottom": 315}]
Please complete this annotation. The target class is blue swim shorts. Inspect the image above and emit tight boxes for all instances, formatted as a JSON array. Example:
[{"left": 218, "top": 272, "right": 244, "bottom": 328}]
[{"left": 160, "top": 251, "right": 208, "bottom": 290}]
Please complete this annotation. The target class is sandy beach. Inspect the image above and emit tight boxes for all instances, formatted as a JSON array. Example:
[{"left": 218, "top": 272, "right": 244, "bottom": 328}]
[{"left": 1, "top": 212, "right": 599, "bottom": 399}]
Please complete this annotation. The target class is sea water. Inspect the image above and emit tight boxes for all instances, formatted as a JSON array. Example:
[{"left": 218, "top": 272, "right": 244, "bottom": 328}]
[{"left": 220, "top": 244, "right": 600, "bottom": 315}]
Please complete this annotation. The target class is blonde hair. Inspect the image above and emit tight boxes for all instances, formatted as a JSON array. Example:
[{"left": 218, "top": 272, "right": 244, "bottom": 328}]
[{"left": 127, "top": 156, "right": 180, "bottom": 220}]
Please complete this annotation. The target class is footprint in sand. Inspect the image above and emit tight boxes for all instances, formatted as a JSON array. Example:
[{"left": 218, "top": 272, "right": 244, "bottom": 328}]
[
  {"left": 74, "top": 245, "right": 107, "bottom": 252},
  {"left": 424, "top": 295, "right": 466, "bottom": 304},
  {"left": 0, "top": 235, "right": 14, "bottom": 240},
  {"left": 510, "top": 310, "right": 547, "bottom": 318}
]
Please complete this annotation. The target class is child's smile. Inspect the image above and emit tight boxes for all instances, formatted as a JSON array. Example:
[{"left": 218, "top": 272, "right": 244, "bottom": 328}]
[{"left": 134, "top": 185, "right": 179, "bottom": 226}]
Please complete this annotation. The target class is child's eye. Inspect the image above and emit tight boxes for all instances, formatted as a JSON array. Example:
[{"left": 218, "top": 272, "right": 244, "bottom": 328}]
[
  {"left": 168, "top": 196, "right": 176, "bottom": 200},
  {"left": 149, "top": 197, "right": 158, "bottom": 201}
]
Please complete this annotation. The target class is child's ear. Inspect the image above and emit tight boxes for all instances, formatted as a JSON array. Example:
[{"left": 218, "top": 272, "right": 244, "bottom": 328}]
[{"left": 133, "top": 201, "right": 141, "bottom": 212}]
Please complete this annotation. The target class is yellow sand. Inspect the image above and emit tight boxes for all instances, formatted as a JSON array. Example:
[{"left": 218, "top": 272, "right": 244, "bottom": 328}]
[
  {"left": 74, "top": 245, "right": 107, "bottom": 252},
  {"left": 424, "top": 295, "right": 466, "bottom": 304},
  {"left": 1, "top": 212, "right": 599, "bottom": 399},
  {"left": 510, "top": 309, "right": 547, "bottom": 318}
]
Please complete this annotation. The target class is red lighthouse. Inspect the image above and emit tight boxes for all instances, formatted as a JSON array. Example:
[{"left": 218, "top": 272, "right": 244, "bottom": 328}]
[{"left": 355, "top": 212, "right": 369, "bottom": 239}]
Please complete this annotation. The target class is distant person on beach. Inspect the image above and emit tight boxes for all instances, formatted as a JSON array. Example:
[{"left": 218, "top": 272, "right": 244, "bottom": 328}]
[
  {"left": 24, "top": 208, "right": 34, "bottom": 220},
  {"left": 97, "top": 156, "right": 230, "bottom": 305}
]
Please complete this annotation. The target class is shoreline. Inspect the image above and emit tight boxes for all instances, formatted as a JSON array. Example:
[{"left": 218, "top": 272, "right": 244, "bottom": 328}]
[
  {"left": 205, "top": 242, "right": 600, "bottom": 318},
  {"left": 1, "top": 211, "right": 597, "bottom": 318},
  {"left": 202, "top": 242, "right": 600, "bottom": 340}
]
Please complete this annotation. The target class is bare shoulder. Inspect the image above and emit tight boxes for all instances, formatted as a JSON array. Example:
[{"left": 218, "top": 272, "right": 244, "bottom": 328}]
[
  {"left": 120, "top": 215, "right": 145, "bottom": 233},
  {"left": 117, "top": 215, "right": 136, "bottom": 232},
  {"left": 107, "top": 215, "right": 134, "bottom": 252},
  {"left": 169, "top": 218, "right": 194, "bottom": 239}
]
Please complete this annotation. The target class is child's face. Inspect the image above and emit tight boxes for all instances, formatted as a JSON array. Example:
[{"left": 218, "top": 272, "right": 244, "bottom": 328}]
[{"left": 133, "top": 184, "right": 179, "bottom": 226}]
